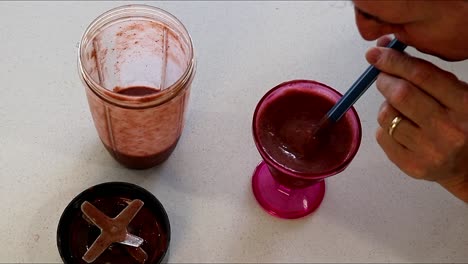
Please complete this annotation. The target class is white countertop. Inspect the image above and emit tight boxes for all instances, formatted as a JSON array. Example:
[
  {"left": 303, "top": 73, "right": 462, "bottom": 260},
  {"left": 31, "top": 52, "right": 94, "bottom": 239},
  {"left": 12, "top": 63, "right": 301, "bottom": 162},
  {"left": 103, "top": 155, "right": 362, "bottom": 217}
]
[{"left": 1, "top": 1, "right": 468, "bottom": 263}]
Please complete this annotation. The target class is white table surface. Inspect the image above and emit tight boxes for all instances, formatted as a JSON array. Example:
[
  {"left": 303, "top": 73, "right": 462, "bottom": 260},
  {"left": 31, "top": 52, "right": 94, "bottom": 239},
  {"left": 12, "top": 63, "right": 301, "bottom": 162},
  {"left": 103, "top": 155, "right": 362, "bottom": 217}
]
[{"left": 1, "top": 1, "right": 468, "bottom": 263}]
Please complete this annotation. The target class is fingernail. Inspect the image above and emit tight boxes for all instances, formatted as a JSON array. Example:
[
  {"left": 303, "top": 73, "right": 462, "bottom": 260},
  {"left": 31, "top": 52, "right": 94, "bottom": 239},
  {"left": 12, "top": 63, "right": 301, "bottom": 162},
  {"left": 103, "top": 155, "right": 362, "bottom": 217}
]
[{"left": 366, "top": 48, "right": 381, "bottom": 64}]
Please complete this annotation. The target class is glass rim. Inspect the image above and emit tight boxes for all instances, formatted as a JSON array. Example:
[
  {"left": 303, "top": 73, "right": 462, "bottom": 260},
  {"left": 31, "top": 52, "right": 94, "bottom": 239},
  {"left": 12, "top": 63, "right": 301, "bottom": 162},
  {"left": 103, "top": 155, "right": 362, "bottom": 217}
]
[
  {"left": 78, "top": 4, "right": 196, "bottom": 109},
  {"left": 252, "top": 79, "right": 362, "bottom": 179}
]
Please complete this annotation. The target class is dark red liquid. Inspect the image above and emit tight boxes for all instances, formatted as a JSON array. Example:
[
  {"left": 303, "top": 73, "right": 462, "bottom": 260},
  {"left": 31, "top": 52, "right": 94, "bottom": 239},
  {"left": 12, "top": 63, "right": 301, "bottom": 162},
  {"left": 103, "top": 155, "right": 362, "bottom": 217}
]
[
  {"left": 103, "top": 138, "right": 179, "bottom": 170},
  {"left": 68, "top": 197, "right": 168, "bottom": 264},
  {"left": 257, "top": 88, "right": 353, "bottom": 174},
  {"left": 116, "top": 86, "right": 160, "bottom": 96}
]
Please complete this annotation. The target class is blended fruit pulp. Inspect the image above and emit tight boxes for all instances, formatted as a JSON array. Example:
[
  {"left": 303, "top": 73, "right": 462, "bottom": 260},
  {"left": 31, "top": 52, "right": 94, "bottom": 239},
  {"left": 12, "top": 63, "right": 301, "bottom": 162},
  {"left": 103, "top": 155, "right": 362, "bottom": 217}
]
[
  {"left": 116, "top": 86, "right": 160, "bottom": 96},
  {"left": 256, "top": 86, "right": 353, "bottom": 174},
  {"left": 103, "top": 86, "right": 178, "bottom": 169}
]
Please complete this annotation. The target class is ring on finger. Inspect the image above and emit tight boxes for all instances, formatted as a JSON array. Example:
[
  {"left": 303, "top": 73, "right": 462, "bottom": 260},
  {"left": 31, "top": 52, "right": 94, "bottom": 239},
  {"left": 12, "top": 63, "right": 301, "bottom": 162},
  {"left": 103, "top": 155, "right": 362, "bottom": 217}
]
[{"left": 388, "top": 116, "right": 403, "bottom": 137}]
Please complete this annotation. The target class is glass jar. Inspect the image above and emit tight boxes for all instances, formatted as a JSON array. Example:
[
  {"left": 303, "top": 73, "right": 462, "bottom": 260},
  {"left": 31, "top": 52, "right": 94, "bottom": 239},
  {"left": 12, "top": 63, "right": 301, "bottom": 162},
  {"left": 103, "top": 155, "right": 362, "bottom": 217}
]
[{"left": 78, "top": 5, "right": 195, "bottom": 169}]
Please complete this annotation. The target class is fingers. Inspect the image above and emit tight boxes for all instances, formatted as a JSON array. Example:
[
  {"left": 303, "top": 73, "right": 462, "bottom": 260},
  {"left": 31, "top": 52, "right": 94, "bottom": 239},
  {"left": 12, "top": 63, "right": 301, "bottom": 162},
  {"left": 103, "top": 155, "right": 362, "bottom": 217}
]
[
  {"left": 366, "top": 47, "right": 468, "bottom": 111},
  {"left": 375, "top": 127, "right": 420, "bottom": 176},
  {"left": 377, "top": 102, "right": 422, "bottom": 151},
  {"left": 376, "top": 101, "right": 457, "bottom": 181},
  {"left": 375, "top": 72, "right": 445, "bottom": 128}
]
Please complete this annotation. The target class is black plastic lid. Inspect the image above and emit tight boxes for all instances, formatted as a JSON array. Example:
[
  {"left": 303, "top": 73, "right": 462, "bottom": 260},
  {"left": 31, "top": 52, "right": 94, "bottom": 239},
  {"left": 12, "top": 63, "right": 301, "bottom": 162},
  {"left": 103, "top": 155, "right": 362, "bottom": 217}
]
[{"left": 57, "top": 182, "right": 170, "bottom": 264}]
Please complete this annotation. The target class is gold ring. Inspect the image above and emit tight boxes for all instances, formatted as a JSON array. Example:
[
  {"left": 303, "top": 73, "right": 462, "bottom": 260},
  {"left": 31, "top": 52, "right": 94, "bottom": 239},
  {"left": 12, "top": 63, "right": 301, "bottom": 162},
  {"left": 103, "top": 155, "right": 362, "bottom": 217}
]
[{"left": 388, "top": 116, "right": 402, "bottom": 137}]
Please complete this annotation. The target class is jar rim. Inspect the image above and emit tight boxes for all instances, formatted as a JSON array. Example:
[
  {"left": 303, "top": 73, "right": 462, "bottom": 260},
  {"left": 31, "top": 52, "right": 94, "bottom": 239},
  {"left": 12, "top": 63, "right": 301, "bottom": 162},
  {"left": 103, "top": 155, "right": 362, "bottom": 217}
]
[{"left": 78, "top": 4, "right": 195, "bottom": 109}]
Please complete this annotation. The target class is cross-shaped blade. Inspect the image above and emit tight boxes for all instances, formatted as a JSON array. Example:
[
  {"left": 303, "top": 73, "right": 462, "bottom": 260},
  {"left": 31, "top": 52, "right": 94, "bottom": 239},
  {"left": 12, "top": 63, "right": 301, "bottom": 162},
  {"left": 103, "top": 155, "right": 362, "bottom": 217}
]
[{"left": 80, "top": 199, "right": 147, "bottom": 263}]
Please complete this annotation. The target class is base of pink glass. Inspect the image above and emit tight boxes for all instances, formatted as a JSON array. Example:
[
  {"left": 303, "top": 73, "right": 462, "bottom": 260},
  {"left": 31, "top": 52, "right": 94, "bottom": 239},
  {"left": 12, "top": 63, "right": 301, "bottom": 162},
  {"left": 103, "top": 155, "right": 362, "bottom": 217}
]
[{"left": 252, "top": 161, "right": 326, "bottom": 219}]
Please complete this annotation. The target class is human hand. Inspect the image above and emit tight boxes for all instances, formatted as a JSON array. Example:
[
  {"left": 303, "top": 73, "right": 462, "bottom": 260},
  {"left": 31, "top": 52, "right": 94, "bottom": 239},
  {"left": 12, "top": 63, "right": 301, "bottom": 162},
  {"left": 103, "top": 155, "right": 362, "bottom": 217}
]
[{"left": 367, "top": 37, "right": 468, "bottom": 202}]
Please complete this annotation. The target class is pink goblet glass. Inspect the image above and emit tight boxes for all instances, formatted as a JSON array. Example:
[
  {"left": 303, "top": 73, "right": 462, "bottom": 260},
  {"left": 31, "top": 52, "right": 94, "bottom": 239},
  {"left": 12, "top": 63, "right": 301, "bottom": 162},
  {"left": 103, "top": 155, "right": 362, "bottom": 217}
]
[{"left": 252, "top": 80, "right": 362, "bottom": 219}]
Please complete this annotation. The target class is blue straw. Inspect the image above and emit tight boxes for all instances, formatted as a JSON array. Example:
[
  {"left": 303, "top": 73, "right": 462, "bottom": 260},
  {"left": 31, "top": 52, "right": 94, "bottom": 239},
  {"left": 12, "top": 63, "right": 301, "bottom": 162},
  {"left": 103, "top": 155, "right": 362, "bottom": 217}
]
[{"left": 326, "top": 38, "right": 407, "bottom": 122}]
